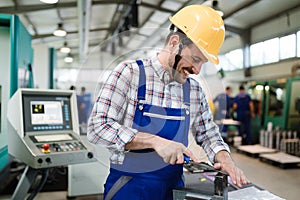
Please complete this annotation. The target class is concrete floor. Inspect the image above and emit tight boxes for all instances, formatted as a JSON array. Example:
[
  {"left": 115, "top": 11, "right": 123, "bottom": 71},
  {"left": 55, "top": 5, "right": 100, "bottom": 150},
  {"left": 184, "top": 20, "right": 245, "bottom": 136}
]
[
  {"left": 1, "top": 148, "right": 299, "bottom": 200},
  {"left": 231, "top": 149, "right": 300, "bottom": 200}
]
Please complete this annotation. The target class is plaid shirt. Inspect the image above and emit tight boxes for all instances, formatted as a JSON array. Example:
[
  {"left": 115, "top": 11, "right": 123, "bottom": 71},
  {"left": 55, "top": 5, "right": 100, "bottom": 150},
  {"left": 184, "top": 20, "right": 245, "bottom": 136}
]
[{"left": 87, "top": 57, "right": 230, "bottom": 164}]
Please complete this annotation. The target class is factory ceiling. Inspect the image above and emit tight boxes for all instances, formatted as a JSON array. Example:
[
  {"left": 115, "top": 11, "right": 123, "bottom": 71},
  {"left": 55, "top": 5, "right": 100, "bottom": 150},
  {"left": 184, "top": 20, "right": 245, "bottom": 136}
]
[{"left": 0, "top": 0, "right": 300, "bottom": 69}]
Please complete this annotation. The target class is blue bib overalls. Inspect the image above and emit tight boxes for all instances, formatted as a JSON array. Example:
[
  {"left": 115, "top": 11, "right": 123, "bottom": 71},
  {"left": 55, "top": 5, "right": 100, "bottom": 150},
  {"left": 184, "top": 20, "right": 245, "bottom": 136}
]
[
  {"left": 235, "top": 93, "right": 252, "bottom": 144},
  {"left": 104, "top": 60, "right": 190, "bottom": 200}
]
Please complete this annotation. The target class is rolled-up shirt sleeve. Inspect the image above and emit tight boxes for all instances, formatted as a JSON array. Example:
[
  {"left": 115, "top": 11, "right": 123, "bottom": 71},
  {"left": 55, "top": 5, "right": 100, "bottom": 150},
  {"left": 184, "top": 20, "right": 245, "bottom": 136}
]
[
  {"left": 87, "top": 62, "right": 138, "bottom": 164},
  {"left": 192, "top": 90, "right": 230, "bottom": 164}
]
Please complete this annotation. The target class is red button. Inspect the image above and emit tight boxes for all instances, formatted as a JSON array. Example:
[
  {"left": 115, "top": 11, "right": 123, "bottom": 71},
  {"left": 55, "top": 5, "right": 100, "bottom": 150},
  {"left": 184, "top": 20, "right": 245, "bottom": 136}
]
[{"left": 43, "top": 143, "right": 50, "bottom": 151}]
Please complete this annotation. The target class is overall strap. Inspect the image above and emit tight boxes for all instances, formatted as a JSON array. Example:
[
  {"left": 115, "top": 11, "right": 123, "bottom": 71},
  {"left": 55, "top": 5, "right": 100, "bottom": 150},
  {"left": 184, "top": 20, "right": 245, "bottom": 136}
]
[
  {"left": 136, "top": 60, "right": 146, "bottom": 101},
  {"left": 105, "top": 176, "right": 133, "bottom": 200},
  {"left": 183, "top": 78, "right": 190, "bottom": 106}
]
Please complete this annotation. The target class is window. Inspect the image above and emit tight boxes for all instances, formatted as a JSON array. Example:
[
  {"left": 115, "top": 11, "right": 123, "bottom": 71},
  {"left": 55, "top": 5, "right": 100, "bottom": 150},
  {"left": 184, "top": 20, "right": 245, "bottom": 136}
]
[
  {"left": 297, "top": 31, "right": 300, "bottom": 57},
  {"left": 264, "top": 38, "right": 279, "bottom": 64},
  {"left": 225, "top": 49, "right": 243, "bottom": 69},
  {"left": 250, "top": 42, "right": 264, "bottom": 66},
  {"left": 280, "top": 34, "right": 296, "bottom": 59},
  {"left": 218, "top": 55, "right": 231, "bottom": 71},
  {"left": 218, "top": 49, "right": 243, "bottom": 71},
  {"left": 222, "top": 29, "right": 299, "bottom": 70}
]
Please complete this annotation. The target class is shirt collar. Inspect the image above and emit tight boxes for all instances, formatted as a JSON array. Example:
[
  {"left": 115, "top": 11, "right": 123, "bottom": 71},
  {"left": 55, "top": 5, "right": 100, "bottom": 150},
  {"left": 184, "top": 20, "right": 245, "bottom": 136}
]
[{"left": 151, "top": 55, "right": 176, "bottom": 85}]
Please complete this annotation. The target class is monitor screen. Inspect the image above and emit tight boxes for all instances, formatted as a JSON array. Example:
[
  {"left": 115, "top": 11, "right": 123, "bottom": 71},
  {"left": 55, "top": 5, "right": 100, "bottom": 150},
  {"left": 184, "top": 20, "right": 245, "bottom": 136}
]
[{"left": 22, "top": 93, "right": 73, "bottom": 133}]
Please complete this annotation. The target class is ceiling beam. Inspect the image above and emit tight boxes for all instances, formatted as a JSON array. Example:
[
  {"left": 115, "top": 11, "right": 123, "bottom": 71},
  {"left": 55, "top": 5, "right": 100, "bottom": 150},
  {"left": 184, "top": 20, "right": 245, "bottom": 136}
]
[
  {"left": 78, "top": 0, "right": 92, "bottom": 63},
  {"left": 221, "top": 0, "right": 259, "bottom": 36},
  {"left": 222, "top": 0, "right": 259, "bottom": 19},
  {"left": 250, "top": 3, "right": 300, "bottom": 28},
  {"left": 225, "top": 25, "right": 244, "bottom": 36},
  {"left": 0, "top": 0, "right": 174, "bottom": 14}
]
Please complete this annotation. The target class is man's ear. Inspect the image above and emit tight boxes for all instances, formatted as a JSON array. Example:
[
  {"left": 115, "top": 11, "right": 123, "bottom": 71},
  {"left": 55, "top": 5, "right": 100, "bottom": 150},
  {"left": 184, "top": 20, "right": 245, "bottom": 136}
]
[{"left": 168, "top": 34, "right": 180, "bottom": 48}]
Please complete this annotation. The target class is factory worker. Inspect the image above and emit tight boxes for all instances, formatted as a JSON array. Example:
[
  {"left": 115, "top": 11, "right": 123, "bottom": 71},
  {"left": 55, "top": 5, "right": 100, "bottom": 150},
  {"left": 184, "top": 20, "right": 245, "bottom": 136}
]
[{"left": 88, "top": 5, "right": 249, "bottom": 200}]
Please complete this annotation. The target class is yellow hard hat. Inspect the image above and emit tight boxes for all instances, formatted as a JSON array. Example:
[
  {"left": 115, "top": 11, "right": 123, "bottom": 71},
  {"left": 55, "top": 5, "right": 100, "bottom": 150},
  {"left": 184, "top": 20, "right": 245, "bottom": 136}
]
[{"left": 169, "top": 5, "right": 225, "bottom": 64}]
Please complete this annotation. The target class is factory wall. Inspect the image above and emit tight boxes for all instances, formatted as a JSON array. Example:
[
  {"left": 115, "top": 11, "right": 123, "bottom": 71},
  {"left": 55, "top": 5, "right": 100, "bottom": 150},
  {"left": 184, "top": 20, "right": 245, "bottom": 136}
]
[
  {"left": 32, "top": 43, "right": 50, "bottom": 89},
  {"left": 0, "top": 27, "right": 10, "bottom": 155},
  {"left": 220, "top": 6, "right": 300, "bottom": 84},
  {"left": 221, "top": 6, "right": 300, "bottom": 53}
]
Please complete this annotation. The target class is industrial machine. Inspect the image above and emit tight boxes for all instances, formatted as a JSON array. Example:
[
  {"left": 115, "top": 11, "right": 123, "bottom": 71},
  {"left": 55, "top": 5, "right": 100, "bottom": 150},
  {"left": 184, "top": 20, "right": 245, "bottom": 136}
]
[
  {"left": 7, "top": 88, "right": 97, "bottom": 199},
  {"left": 247, "top": 76, "right": 300, "bottom": 144},
  {"left": 258, "top": 77, "right": 300, "bottom": 131},
  {"left": 173, "top": 156, "right": 232, "bottom": 200}
]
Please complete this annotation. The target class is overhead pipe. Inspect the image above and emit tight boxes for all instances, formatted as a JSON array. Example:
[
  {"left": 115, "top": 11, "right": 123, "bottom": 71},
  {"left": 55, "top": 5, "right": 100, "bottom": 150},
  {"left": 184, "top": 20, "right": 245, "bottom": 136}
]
[{"left": 78, "top": 0, "right": 91, "bottom": 63}]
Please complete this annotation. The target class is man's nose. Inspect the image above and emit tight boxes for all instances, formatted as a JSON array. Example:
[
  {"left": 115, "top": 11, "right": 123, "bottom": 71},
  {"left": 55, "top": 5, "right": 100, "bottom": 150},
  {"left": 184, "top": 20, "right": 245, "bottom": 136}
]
[{"left": 192, "top": 64, "right": 202, "bottom": 75}]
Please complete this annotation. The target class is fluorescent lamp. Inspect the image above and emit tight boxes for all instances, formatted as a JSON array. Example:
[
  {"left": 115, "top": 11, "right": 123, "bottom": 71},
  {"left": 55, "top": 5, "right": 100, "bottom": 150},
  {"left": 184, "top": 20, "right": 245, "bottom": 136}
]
[
  {"left": 216, "top": 10, "right": 224, "bottom": 17},
  {"left": 40, "top": 0, "right": 59, "bottom": 4},
  {"left": 64, "top": 54, "right": 73, "bottom": 63},
  {"left": 53, "top": 23, "right": 67, "bottom": 37},
  {"left": 60, "top": 46, "right": 71, "bottom": 53},
  {"left": 255, "top": 85, "right": 264, "bottom": 91},
  {"left": 212, "top": 0, "right": 224, "bottom": 17},
  {"left": 60, "top": 42, "right": 71, "bottom": 53}
]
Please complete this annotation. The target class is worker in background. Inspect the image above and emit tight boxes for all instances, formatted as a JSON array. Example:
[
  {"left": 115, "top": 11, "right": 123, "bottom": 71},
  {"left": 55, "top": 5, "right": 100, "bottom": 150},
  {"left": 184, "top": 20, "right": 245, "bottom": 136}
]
[
  {"left": 88, "top": 5, "right": 249, "bottom": 200},
  {"left": 69, "top": 85, "right": 76, "bottom": 91},
  {"left": 233, "top": 85, "right": 255, "bottom": 145},
  {"left": 77, "top": 87, "right": 92, "bottom": 133},
  {"left": 213, "top": 86, "right": 233, "bottom": 133}
]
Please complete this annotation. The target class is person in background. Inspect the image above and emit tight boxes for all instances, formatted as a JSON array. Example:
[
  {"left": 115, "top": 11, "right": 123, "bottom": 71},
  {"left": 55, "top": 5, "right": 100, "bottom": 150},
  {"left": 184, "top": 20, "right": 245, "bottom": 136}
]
[
  {"left": 213, "top": 86, "right": 233, "bottom": 133},
  {"left": 69, "top": 85, "right": 76, "bottom": 91},
  {"left": 88, "top": 5, "right": 249, "bottom": 200},
  {"left": 233, "top": 85, "right": 255, "bottom": 145},
  {"left": 77, "top": 87, "right": 92, "bottom": 133}
]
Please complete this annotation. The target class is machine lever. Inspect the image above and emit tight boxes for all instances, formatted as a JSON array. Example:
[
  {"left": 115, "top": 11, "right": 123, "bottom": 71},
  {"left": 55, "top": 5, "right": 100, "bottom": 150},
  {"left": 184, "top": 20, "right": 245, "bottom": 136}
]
[{"left": 184, "top": 155, "right": 218, "bottom": 173}]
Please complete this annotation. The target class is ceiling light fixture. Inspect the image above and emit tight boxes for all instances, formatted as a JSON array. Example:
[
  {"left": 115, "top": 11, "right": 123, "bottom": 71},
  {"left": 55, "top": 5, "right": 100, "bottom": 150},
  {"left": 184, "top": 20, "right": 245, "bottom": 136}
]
[
  {"left": 212, "top": 0, "right": 224, "bottom": 17},
  {"left": 53, "top": 23, "right": 67, "bottom": 37},
  {"left": 40, "top": 0, "right": 59, "bottom": 4},
  {"left": 64, "top": 54, "right": 73, "bottom": 63},
  {"left": 60, "top": 42, "right": 71, "bottom": 53}
]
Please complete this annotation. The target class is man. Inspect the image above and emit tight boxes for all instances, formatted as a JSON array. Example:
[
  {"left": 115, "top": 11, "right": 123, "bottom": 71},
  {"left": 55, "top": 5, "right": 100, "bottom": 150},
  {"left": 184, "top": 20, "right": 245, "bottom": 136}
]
[
  {"left": 88, "top": 5, "right": 249, "bottom": 200},
  {"left": 233, "top": 85, "right": 255, "bottom": 145},
  {"left": 213, "top": 86, "right": 233, "bottom": 132},
  {"left": 77, "top": 87, "right": 92, "bottom": 124},
  {"left": 77, "top": 87, "right": 92, "bottom": 134}
]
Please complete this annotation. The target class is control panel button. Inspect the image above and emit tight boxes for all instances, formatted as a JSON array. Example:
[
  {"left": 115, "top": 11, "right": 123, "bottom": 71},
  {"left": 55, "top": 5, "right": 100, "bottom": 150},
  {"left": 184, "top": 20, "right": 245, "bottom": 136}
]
[{"left": 42, "top": 143, "right": 51, "bottom": 153}]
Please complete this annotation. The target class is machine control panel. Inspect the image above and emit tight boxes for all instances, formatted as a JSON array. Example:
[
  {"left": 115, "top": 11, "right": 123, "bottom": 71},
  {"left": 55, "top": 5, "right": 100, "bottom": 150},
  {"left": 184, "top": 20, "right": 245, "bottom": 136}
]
[
  {"left": 7, "top": 89, "right": 97, "bottom": 169},
  {"left": 30, "top": 133, "right": 88, "bottom": 153},
  {"left": 37, "top": 141, "right": 86, "bottom": 153}
]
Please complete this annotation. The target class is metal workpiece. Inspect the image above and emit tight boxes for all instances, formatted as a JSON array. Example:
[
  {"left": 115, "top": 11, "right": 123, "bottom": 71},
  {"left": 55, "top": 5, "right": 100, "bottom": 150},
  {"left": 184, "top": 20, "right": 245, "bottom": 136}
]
[
  {"left": 174, "top": 156, "right": 229, "bottom": 200},
  {"left": 212, "top": 172, "right": 228, "bottom": 200}
]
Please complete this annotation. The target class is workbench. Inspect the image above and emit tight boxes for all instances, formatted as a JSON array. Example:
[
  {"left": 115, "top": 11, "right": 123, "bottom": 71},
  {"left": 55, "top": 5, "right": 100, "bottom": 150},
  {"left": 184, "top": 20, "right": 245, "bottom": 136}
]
[{"left": 174, "top": 171, "right": 285, "bottom": 200}]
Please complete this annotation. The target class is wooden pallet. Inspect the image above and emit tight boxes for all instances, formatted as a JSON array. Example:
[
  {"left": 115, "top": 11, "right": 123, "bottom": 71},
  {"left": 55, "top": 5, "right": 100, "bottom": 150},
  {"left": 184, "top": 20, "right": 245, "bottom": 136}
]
[
  {"left": 237, "top": 145, "right": 278, "bottom": 158},
  {"left": 259, "top": 152, "right": 300, "bottom": 169}
]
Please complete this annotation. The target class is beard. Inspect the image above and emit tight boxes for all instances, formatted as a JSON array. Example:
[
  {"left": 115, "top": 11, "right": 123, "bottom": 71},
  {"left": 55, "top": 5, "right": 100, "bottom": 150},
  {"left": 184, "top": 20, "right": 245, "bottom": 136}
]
[{"left": 167, "top": 57, "right": 189, "bottom": 84}]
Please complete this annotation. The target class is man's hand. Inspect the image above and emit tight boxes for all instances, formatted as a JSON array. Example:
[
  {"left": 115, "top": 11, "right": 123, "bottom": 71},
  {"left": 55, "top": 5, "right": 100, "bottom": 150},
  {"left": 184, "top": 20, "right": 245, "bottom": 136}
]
[
  {"left": 153, "top": 137, "right": 200, "bottom": 165},
  {"left": 125, "top": 132, "right": 199, "bottom": 165},
  {"left": 214, "top": 150, "right": 250, "bottom": 188}
]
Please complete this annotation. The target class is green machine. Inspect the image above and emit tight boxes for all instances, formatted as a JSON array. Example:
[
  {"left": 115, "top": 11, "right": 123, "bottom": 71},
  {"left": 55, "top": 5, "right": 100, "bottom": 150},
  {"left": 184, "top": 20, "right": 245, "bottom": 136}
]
[
  {"left": 263, "top": 79, "right": 286, "bottom": 129},
  {"left": 0, "top": 14, "right": 33, "bottom": 172},
  {"left": 264, "top": 77, "right": 300, "bottom": 131},
  {"left": 247, "top": 82, "right": 267, "bottom": 144},
  {"left": 249, "top": 76, "right": 300, "bottom": 135}
]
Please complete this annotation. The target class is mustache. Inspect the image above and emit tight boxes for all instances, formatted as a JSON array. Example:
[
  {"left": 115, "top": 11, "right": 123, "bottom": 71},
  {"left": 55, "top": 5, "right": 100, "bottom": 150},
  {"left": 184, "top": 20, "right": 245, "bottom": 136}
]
[{"left": 182, "top": 67, "right": 194, "bottom": 74}]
